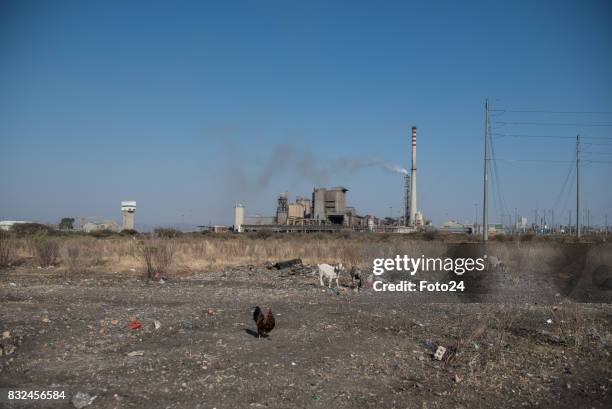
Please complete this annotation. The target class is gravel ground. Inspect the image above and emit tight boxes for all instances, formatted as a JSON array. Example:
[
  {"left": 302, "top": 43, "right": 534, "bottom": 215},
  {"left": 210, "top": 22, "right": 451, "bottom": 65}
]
[{"left": 1, "top": 263, "right": 611, "bottom": 409}]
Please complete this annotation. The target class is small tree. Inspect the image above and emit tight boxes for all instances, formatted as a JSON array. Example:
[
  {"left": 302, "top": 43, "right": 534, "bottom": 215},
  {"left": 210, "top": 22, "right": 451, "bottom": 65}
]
[{"left": 59, "top": 218, "right": 75, "bottom": 230}]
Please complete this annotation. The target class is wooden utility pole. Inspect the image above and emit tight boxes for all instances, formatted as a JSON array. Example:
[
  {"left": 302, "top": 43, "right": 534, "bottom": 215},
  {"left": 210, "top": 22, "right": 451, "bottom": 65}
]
[
  {"left": 483, "top": 99, "right": 489, "bottom": 243},
  {"left": 576, "top": 135, "right": 580, "bottom": 238}
]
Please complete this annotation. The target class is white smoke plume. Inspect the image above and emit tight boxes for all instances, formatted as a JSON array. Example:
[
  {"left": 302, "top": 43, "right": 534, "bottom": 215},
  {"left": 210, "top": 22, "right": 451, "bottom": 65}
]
[{"left": 332, "top": 156, "right": 408, "bottom": 176}]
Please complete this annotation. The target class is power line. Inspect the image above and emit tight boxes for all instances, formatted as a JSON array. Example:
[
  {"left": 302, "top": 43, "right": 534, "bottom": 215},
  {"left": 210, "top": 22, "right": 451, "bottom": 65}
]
[
  {"left": 490, "top": 109, "right": 612, "bottom": 115},
  {"left": 583, "top": 151, "right": 612, "bottom": 155},
  {"left": 492, "top": 133, "right": 612, "bottom": 140},
  {"left": 495, "top": 121, "right": 612, "bottom": 127},
  {"left": 550, "top": 153, "right": 576, "bottom": 212},
  {"left": 491, "top": 159, "right": 574, "bottom": 163},
  {"left": 492, "top": 158, "right": 612, "bottom": 164},
  {"left": 488, "top": 122, "right": 510, "bottom": 223}
]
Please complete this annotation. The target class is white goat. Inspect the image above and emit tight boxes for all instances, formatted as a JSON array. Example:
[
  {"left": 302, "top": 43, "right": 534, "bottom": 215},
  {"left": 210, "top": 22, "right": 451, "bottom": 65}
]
[{"left": 318, "top": 263, "right": 343, "bottom": 288}]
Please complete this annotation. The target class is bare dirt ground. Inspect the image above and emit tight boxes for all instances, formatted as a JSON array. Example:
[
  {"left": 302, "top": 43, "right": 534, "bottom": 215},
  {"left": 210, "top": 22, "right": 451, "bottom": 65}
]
[{"left": 1, "top": 263, "right": 611, "bottom": 409}]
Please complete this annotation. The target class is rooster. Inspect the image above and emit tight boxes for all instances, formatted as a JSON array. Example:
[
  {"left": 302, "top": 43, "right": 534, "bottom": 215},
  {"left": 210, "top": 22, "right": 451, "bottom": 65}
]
[{"left": 253, "top": 306, "right": 275, "bottom": 338}]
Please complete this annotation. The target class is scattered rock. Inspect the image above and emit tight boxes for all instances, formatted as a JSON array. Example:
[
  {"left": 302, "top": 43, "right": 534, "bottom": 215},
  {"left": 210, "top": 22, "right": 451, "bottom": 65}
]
[
  {"left": 434, "top": 346, "right": 447, "bottom": 361},
  {"left": 71, "top": 392, "right": 96, "bottom": 408}
]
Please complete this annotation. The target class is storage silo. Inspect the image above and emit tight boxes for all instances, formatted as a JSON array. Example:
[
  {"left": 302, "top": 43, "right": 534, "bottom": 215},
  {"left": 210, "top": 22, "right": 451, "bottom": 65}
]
[{"left": 234, "top": 203, "right": 245, "bottom": 232}]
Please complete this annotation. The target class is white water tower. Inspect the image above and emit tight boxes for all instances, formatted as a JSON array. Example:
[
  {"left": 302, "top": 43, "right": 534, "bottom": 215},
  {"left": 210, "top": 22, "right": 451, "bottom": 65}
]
[
  {"left": 121, "top": 201, "right": 136, "bottom": 230},
  {"left": 234, "top": 203, "right": 245, "bottom": 232}
]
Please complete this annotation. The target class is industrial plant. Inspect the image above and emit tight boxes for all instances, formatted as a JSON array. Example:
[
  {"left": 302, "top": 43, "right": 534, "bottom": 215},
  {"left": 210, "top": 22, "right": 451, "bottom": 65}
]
[{"left": 234, "top": 127, "right": 425, "bottom": 233}]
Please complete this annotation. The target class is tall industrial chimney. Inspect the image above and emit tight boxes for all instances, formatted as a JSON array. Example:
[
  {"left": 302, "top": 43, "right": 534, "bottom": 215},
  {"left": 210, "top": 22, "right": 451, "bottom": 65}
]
[
  {"left": 403, "top": 174, "right": 410, "bottom": 227},
  {"left": 409, "top": 126, "right": 417, "bottom": 226}
]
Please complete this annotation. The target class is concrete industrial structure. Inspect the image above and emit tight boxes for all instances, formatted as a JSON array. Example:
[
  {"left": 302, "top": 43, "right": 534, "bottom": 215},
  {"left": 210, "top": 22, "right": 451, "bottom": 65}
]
[
  {"left": 276, "top": 193, "right": 289, "bottom": 225},
  {"left": 234, "top": 203, "right": 245, "bottom": 232},
  {"left": 82, "top": 220, "right": 120, "bottom": 233},
  {"left": 121, "top": 201, "right": 136, "bottom": 230},
  {"left": 236, "top": 186, "right": 368, "bottom": 232}
]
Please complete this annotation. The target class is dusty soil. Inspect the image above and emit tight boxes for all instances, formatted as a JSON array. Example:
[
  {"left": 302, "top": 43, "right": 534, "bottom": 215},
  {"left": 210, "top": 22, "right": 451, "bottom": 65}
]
[{"left": 1, "top": 263, "right": 611, "bottom": 409}]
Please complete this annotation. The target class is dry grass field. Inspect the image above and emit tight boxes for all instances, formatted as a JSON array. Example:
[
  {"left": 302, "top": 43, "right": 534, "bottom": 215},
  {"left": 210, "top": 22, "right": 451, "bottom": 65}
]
[{"left": 1, "top": 230, "right": 610, "bottom": 274}]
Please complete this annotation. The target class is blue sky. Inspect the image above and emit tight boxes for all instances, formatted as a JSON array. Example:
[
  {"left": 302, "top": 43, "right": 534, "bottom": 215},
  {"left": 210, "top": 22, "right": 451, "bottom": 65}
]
[{"left": 1, "top": 0, "right": 611, "bottom": 229}]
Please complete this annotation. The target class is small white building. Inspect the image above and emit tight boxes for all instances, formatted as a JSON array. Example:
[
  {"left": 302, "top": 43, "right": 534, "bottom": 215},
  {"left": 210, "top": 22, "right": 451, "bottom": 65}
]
[
  {"left": 82, "top": 221, "right": 120, "bottom": 233},
  {"left": 0, "top": 220, "right": 30, "bottom": 231}
]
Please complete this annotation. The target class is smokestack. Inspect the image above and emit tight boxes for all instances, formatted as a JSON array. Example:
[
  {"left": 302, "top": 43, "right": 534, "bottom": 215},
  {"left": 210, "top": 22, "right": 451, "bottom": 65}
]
[
  {"left": 403, "top": 174, "right": 410, "bottom": 227},
  {"left": 409, "top": 126, "right": 417, "bottom": 226}
]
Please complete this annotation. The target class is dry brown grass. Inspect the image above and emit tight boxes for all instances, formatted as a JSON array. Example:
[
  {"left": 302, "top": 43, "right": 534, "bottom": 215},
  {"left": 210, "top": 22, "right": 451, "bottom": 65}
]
[
  {"left": 30, "top": 236, "right": 61, "bottom": 267},
  {"left": 549, "top": 304, "right": 586, "bottom": 348},
  {"left": 4, "top": 233, "right": 611, "bottom": 278},
  {"left": 0, "top": 230, "right": 14, "bottom": 267},
  {"left": 64, "top": 245, "right": 85, "bottom": 275}
]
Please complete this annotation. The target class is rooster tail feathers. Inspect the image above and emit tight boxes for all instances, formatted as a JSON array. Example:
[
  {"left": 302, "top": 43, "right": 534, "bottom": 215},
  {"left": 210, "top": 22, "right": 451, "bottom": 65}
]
[{"left": 253, "top": 306, "right": 263, "bottom": 322}]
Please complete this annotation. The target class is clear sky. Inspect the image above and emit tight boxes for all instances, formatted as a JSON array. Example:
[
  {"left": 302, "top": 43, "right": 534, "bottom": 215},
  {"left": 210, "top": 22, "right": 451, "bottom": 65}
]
[{"left": 1, "top": 0, "right": 611, "bottom": 230}]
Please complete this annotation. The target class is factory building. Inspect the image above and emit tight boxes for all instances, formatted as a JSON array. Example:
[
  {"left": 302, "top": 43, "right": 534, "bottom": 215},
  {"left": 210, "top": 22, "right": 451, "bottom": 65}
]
[
  {"left": 312, "top": 187, "right": 351, "bottom": 225},
  {"left": 275, "top": 193, "right": 289, "bottom": 225},
  {"left": 236, "top": 186, "right": 365, "bottom": 232}
]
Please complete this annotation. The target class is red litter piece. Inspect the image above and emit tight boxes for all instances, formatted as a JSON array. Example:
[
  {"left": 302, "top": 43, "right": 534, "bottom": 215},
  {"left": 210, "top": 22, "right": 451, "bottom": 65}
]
[{"left": 127, "top": 319, "right": 142, "bottom": 330}]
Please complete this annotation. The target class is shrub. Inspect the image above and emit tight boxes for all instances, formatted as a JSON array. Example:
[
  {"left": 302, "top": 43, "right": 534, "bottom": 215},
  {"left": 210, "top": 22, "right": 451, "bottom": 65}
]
[
  {"left": 155, "top": 242, "right": 175, "bottom": 274},
  {"left": 253, "top": 231, "right": 272, "bottom": 240},
  {"left": 519, "top": 233, "right": 534, "bottom": 241},
  {"left": 64, "top": 245, "right": 84, "bottom": 274},
  {"left": 89, "top": 229, "right": 117, "bottom": 238},
  {"left": 31, "top": 236, "right": 60, "bottom": 267},
  {"left": 138, "top": 240, "right": 175, "bottom": 279},
  {"left": 0, "top": 231, "right": 13, "bottom": 267},
  {"left": 12, "top": 223, "right": 53, "bottom": 237},
  {"left": 423, "top": 230, "right": 439, "bottom": 241},
  {"left": 153, "top": 228, "right": 182, "bottom": 238}
]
